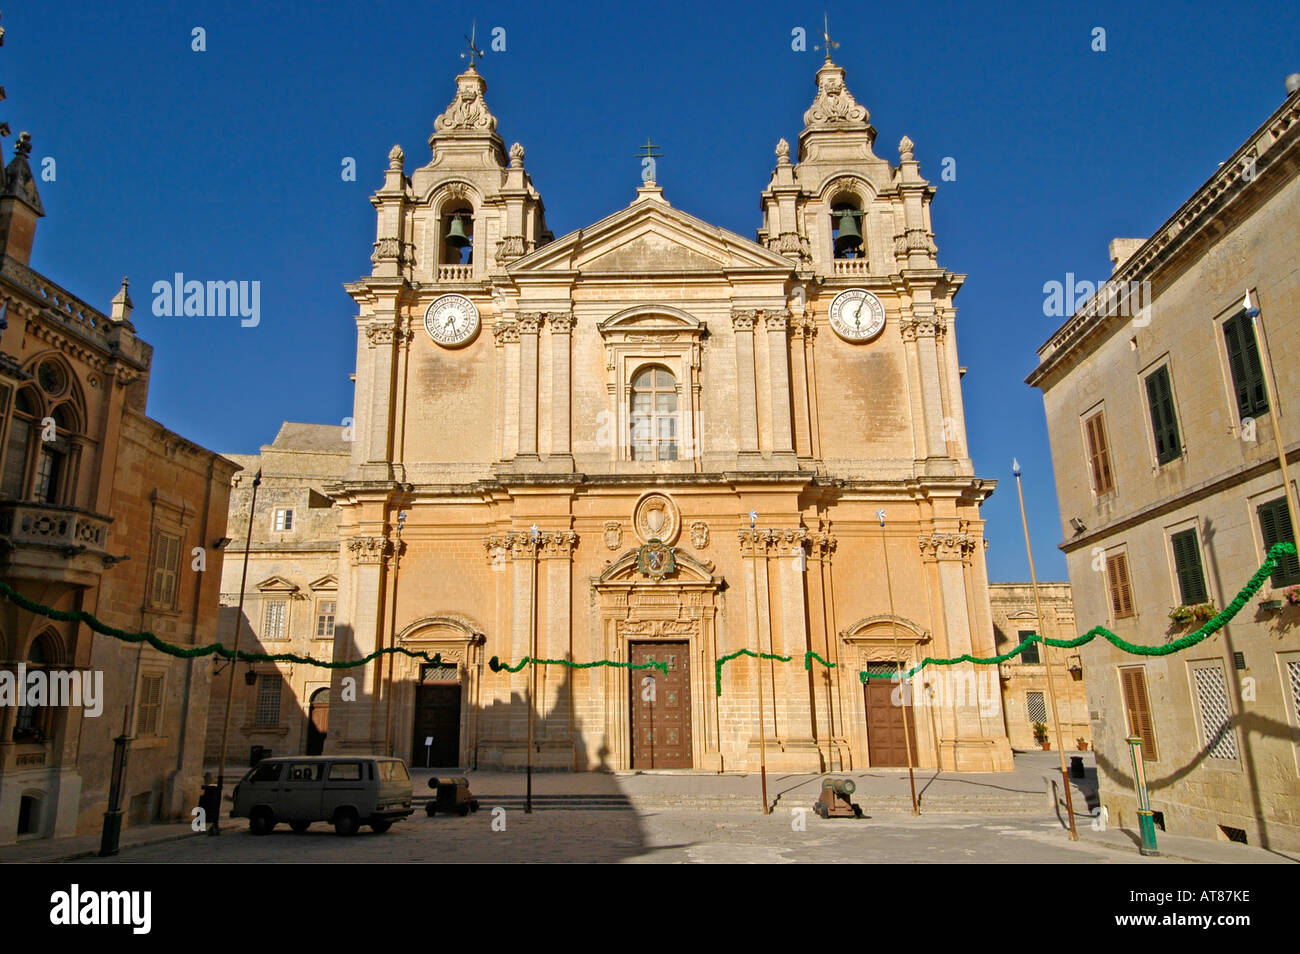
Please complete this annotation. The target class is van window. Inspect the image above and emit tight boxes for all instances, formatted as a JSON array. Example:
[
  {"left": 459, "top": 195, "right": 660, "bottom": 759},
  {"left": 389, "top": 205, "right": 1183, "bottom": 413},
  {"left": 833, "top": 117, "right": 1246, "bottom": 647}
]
[
  {"left": 327, "top": 762, "right": 363, "bottom": 781},
  {"left": 287, "top": 763, "right": 324, "bottom": 782},
  {"left": 248, "top": 762, "right": 283, "bottom": 783},
  {"left": 378, "top": 761, "right": 410, "bottom": 782}
]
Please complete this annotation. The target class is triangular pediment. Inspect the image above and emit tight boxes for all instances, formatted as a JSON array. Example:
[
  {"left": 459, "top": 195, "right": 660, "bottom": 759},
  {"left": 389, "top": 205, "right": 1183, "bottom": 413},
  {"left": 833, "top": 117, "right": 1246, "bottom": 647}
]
[
  {"left": 308, "top": 574, "right": 338, "bottom": 591},
  {"left": 509, "top": 196, "right": 793, "bottom": 276},
  {"left": 256, "top": 575, "right": 300, "bottom": 594}
]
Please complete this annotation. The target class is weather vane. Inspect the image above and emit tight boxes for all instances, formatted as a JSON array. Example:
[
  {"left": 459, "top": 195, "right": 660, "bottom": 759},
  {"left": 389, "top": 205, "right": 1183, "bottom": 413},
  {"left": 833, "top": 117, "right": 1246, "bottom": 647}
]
[
  {"left": 460, "top": 21, "right": 485, "bottom": 67},
  {"left": 814, "top": 12, "right": 839, "bottom": 61}
]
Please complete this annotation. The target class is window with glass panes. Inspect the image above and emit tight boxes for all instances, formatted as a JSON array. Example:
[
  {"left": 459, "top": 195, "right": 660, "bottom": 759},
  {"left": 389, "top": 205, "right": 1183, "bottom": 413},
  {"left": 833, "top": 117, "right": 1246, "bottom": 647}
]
[
  {"left": 315, "top": 600, "right": 336, "bottom": 639},
  {"left": 629, "top": 366, "right": 678, "bottom": 461},
  {"left": 1017, "top": 629, "right": 1040, "bottom": 664},
  {"left": 255, "top": 675, "right": 282, "bottom": 728}
]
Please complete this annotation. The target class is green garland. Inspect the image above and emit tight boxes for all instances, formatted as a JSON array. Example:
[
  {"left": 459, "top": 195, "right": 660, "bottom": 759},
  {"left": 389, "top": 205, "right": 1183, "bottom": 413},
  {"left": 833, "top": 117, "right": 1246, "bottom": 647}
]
[
  {"left": 489, "top": 655, "right": 668, "bottom": 675},
  {"left": 0, "top": 580, "right": 444, "bottom": 670},
  {"left": 4, "top": 542, "right": 1292, "bottom": 692}
]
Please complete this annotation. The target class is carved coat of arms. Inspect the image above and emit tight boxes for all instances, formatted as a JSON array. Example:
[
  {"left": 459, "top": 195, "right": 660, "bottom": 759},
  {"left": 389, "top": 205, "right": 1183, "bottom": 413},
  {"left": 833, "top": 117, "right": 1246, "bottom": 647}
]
[
  {"left": 604, "top": 521, "right": 623, "bottom": 550},
  {"left": 636, "top": 540, "right": 677, "bottom": 581}
]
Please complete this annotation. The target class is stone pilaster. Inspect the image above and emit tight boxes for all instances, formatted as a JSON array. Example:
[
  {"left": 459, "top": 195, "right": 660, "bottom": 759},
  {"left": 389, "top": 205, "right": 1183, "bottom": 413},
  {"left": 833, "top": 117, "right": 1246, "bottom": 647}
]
[
  {"left": 516, "top": 313, "right": 541, "bottom": 461},
  {"left": 763, "top": 310, "right": 797, "bottom": 464},
  {"left": 731, "top": 309, "right": 761, "bottom": 463},
  {"left": 547, "top": 312, "right": 575, "bottom": 469}
]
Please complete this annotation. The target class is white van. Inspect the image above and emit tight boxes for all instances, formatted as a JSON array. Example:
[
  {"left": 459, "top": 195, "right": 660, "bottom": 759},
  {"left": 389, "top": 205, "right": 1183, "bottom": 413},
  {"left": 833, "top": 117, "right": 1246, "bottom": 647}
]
[{"left": 231, "top": 756, "right": 413, "bottom": 835}]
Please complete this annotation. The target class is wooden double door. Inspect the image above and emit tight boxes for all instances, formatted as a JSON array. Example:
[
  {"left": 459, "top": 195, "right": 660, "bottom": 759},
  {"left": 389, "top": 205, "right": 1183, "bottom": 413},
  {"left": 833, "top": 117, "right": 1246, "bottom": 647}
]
[
  {"left": 630, "top": 641, "right": 692, "bottom": 769},
  {"left": 863, "top": 664, "right": 918, "bottom": 767},
  {"left": 412, "top": 681, "right": 462, "bottom": 768}
]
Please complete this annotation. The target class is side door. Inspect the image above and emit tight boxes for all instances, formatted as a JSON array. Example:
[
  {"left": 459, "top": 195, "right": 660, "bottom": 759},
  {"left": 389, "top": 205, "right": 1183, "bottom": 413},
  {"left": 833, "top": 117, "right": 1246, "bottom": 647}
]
[
  {"left": 278, "top": 762, "right": 325, "bottom": 821},
  {"left": 322, "top": 760, "right": 370, "bottom": 819}
]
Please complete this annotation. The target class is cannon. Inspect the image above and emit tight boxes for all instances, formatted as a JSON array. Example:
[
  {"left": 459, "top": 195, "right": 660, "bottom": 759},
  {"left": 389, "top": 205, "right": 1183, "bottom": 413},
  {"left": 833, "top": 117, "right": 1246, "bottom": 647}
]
[
  {"left": 813, "top": 777, "right": 862, "bottom": 819},
  {"left": 426, "top": 776, "right": 480, "bottom": 817}
]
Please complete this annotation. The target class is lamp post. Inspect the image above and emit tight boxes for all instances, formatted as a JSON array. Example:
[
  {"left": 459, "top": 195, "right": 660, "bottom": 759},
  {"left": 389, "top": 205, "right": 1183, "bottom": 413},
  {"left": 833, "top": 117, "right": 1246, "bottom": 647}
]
[
  {"left": 383, "top": 509, "right": 406, "bottom": 755},
  {"left": 878, "top": 510, "right": 919, "bottom": 815},
  {"left": 213, "top": 468, "right": 261, "bottom": 836},
  {"left": 1013, "top": 458, "right": 1078, "bottom": 840},
  {"left": 750, "top": 509, "right": 770, "bottom": 814},
  {"left": 526, "top": 523, "right": 538, "bottom": 814},
  {"left": 1127, "top": 735, "right": 1160, "bottom": 856}
]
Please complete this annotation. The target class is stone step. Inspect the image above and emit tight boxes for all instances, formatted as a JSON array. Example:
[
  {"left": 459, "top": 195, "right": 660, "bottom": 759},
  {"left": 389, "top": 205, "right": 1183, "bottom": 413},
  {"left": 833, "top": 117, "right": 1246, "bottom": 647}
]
[{"left": 412, "top": 791, "right": 1055, "bottom": 814}]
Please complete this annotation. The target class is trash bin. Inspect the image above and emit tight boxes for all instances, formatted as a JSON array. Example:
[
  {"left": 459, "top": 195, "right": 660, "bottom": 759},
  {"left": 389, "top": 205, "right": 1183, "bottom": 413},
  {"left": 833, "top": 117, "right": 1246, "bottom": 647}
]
[
  {"left": 250, "top": 745, "right": 271, "bottom": 767},
  {"left": 1069, "top": 755, "right": 1085, "bottom": 779}
]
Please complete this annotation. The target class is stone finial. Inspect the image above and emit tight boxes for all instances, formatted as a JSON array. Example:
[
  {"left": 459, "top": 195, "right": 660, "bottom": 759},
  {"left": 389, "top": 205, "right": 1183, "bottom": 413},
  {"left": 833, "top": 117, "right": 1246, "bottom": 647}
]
[
  {"left": 14, "top": 131, "right": 32, "bottom": 157},
  {"left": 388, "top": 144, "right": 405, "bottom": 170},
  {"left": 109, "top": 277, "right": 133, "bottom": 326},
  {"left": 775, "top": 138, "right": 791, "bottom": 164},
  {"left": 434, "top": 66, "right": 498, "bottom": 133},
  {"left": 509, "top": 142, "right": 525, "bottom": 168},
  {"left": 899, "top": 135, "right": 914, "bottom": 161},
  {"left": 803, "top": 61, "right": 869, "bottom": 128}
]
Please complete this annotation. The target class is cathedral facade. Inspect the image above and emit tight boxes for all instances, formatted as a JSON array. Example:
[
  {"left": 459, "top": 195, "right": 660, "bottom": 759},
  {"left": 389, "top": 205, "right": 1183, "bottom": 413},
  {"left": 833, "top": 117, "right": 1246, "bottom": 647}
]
[{"left": 320, "top": 56, "right": 1013, "bottom": 773}]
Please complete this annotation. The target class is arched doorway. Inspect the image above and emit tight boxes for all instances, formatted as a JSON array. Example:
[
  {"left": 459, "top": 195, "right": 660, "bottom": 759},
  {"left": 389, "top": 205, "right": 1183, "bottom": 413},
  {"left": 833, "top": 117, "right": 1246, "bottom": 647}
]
[{"left": 306, "top": 687, "right": 329, "bottom": 755}]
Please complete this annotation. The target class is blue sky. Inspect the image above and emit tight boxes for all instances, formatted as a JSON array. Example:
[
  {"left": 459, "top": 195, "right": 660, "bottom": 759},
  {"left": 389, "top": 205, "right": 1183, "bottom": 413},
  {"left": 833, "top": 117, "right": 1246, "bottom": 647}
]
[{"left": 6, "top": 1, "right": 1299, "bottom": 581}]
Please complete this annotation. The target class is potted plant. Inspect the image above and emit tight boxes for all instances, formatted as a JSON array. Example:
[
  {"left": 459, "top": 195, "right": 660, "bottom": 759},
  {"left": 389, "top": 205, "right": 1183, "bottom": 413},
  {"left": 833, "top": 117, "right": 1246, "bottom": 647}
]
[
  {"left": 1168, "top": 605, "right": 1195, "bottom": 625},
  {"left": 1191, "top": 601, "right": 1219, "bottom": 622},
  {"left": 1285, "top": 586, "right": 1300, "bottom": 607},
  {"left": 1033, "top": 722, "right": 1049, "bottom": 750},
  {"left": 1076, "top": 737, "right": 1088, "bottom": 751}
]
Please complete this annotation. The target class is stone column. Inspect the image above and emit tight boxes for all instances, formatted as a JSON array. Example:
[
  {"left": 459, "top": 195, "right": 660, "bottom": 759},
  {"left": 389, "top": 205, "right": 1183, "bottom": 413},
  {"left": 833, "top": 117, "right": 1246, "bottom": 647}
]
[
  {"left": 548, "top": 312, "right": 575, "bottom": 468},
  {"left": 903, "top": 313, "right": 948, "bottom": 463},
  {"left": 540, "top": 531, "right": 577, "bottom": 759},
  {"left": 362, "top": 315, "right": 399, "bottom": 479},
  {"left": 763, "top": 310, "right": 797, "bottom": 464},
  {"left": 335, "top": 534, "right": 392, "bottom": 752},
  {"left": 493, "top": 318, "right": 520, "bottom": 462},
  {"left": 516, "top": 313, "right": 542, "bottom": 462},
  {"left": 731, "top": 309, "right": 760, "bottom": 463}
]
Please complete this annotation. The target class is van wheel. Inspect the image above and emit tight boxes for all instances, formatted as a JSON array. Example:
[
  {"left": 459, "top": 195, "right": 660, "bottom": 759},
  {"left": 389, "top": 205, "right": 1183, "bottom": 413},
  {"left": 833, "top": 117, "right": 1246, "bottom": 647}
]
[
  {"left": 370, "top": 820, "right": 392, "bottom": 834},
  {"left": 333, "top": 809, "right": 360, "bottom": 836},
  {"left": 289, "top": 820, "right": 311, "bottom": 833},
  {"left": 425, "top": 803, "right": 437, "bottom": 817},
  {"left": 249, "top": 808, "right": 275, "bottom": 836},
  {"left": 457, "top": 804, "right": 470, "bottom": 817}
]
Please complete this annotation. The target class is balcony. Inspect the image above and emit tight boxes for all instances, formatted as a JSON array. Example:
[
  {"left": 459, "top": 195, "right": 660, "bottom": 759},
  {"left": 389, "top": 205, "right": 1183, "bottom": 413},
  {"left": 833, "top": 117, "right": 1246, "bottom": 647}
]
[
  {"left": 833, "top": 259, "right": 870, "bottom": 276},
  {"left": 0, "top": 501, "right": 113, "bottom": 588},
  {"left": 437, "top": 264, "right": 474, "bottom": 282}
]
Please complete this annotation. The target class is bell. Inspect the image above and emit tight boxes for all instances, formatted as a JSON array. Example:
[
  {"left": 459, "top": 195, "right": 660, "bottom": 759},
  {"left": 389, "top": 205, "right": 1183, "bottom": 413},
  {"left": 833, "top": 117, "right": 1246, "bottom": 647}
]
[
  {"left": 833, "top": 209, "right": 862, "bottom": 257},
  {"left": 445, "top": 215, "right": 472, "bottom": 249}
]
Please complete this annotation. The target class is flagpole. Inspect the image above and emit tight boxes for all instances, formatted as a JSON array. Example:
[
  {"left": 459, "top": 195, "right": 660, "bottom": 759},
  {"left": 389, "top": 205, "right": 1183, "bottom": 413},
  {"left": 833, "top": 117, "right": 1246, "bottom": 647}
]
[
  {"left": 1246, "top": 290, "right": 1298, "bottom": 535},
  {"left": 878, "top": 510, "right": 919, "bottom": 815},
  {"left": 1013, "top": 459, "right": 1078, "bottom": 840},
  {"left": 749, "top": 511, "right": 770, "bottom": 814}
]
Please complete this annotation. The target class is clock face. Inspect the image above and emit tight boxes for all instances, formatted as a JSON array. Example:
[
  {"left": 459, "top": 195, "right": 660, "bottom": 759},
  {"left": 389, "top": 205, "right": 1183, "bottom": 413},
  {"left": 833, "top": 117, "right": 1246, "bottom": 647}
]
[
  {"left": 423, "top": 294, "right": 480, "bottom": 347},
  {"left": 828, "top": 288, "right": 886, "bottom": 343}
]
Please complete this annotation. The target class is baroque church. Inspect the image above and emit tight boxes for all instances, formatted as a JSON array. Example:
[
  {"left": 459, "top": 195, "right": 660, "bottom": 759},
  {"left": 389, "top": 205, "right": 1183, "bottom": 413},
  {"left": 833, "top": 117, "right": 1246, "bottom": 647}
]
[{"left": 216, "top": 51, "right": 1014, "bottom": 774}]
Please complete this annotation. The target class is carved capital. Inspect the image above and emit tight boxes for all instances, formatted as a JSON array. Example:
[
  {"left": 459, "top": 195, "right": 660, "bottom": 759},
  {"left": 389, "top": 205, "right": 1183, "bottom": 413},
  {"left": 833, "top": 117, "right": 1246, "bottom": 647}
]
[
  {"left": 365, "top": 321, "right": 399, "bottom": 347},
  {"left": 492, "top": 318, "right": 519, "bottom": 344},
  {"left": 348, "top": 535, "right": 392, "bottom": 565},
  {"left": 494, "top": 234, "right": 527, "bottom": 264},
  {"left": 731, "top": 308, "right": 759, "bottom": 332},
  {"left": 916, "top": 532, "right": 976, "bottom": 561},
  {"left": 539, "top": 530, "right": 578, "bottom": 557},
  {"left": 546, "top": 311, "right": 575, "bottom": 334},
  {"left": 517, "top": 312, "right": 543, "bottom": 335},
  {"left": 763, "top": 309, "right": 791, "bottom": 333}
]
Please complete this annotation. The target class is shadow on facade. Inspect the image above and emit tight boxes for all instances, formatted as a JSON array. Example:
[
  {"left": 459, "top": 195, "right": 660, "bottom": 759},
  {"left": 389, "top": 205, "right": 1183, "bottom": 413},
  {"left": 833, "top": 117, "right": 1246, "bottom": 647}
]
[{"left": 204, "top": 604, "right": 307, "bottom": 769}]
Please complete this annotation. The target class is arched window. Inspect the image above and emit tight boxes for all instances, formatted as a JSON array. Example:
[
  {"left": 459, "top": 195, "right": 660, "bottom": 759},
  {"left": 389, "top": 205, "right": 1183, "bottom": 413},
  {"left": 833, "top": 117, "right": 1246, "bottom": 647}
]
[
  {"left": 1, "top": 387, "right": 37, "bottom": 498},
  {"left": 831, "top": 198, "right": 864, "bottom": 259},
  {"left": 13, "top": 631, "right": 58, "bottom": 743},
  {"left": 441, "top": 206, "right": 474, "bottom": 266},
  {"left": 33, "top": 404, "right": 76, "bottom": 504},
  {"left": 629, "top": 366, "right": 678, "bottom": 461}
]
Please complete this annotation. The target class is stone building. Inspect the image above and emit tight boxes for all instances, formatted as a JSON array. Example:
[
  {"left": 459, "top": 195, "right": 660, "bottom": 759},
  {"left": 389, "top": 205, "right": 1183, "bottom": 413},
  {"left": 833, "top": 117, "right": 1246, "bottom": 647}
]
[
  {"left": 281, "top": 52, "right": 1016, "bottom": 776},
  {"left": 0, "top": 127, "right": 237, "bottom": 842},
  {"left": 987, "top": 582, "right": 1091, "bottom": 752},
  {"left": 204, "top": 423, "right": 348, "bottom": 765},
  {"left": 1027, "top": 80, "right": 1300, "bottom": 848}
]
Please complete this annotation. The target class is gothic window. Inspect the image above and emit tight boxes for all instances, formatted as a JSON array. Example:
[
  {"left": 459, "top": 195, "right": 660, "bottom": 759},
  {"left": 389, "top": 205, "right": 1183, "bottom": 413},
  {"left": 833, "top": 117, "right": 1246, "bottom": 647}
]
[
  {"left": 13, "top": 632, "right": 59, "bottom": 743},
  {"left": 629, "top": 365, "right": 678, "bottom": 461},
  {"left": 1, "top": 388, "right": 37, "bottom": 498}
]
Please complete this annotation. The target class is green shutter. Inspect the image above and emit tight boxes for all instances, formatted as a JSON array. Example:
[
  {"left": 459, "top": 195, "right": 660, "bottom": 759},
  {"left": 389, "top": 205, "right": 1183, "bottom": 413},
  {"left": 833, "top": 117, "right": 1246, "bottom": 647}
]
[
  {"left": 1224, "top": 314, "right": 1269, "bottom": 419},
  {"left": 1171, "top": 529, "right": 1207, "bottom": 605},
  {"left": 1146, "top": 366, "right": 1181, "bottom": 464},
  {"left": 1258, "top": 498, "right": 1300, "bottom": 586}
]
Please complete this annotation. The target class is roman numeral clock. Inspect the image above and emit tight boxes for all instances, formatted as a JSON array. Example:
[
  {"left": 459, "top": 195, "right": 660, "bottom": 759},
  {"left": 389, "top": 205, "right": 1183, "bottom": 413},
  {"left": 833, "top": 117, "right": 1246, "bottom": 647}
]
[
  {"left": 424, "top": 293, "right": 481, "bottom": 347},
  {"left": 828, "top": 288, "right": 886, "bottom": 342}
]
